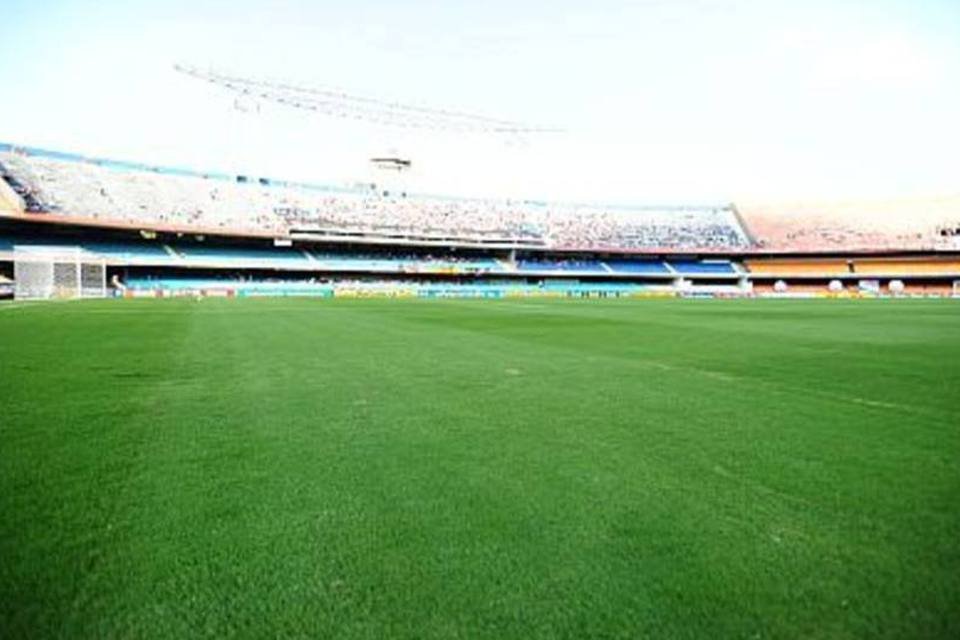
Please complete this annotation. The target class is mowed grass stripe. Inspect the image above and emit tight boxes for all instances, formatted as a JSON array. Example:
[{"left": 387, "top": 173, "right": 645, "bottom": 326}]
[{"left": 1, "top": 298, "right": 958, "bottom": 638}]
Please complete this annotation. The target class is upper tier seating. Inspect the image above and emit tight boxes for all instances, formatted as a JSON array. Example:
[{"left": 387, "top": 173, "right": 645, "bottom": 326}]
[
  {"left": 0, "top": 146, "right": 751, "bottom": 252},
  {"left": 738, "top": 197, "right": 960, "bottom": 251}
]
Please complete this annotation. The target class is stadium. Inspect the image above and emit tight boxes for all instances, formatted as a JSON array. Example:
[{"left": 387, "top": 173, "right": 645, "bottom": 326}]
[
  {"left": 2, "top": 142, "right": 959, "bottom": 301},
  {"left": 2, "top": 1, "right": 960, "bottom": 638}
]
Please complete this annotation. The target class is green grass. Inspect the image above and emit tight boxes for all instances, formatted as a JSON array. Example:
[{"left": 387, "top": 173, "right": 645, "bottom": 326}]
[{"left": 1, "top": 297, "right": 959, "bottom": 638}]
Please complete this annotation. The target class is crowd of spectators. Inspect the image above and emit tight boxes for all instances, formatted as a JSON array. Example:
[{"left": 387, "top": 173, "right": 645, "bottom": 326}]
[
  {"left": 1, "top": 153, "right": 285, "bottom": 233},
  {"left": 1, "top": 149, "right": 752, "bottom": 251}
]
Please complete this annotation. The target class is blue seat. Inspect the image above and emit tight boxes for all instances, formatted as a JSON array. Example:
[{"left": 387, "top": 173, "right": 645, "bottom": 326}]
[
  {"left": 517, "top": 260, "right": 606, "bottom": 273},
  {"left": 605, "top": 260, "right": 671, "bottom": 275},
  {"left": 176, "top": 246, "right": 309, "bottom": 262},
  {"left": 82, "top": 242, "right": 169, "bottom": 258},
  {"left": 669, "top": 260, "right": 736, "bottom": 275}
]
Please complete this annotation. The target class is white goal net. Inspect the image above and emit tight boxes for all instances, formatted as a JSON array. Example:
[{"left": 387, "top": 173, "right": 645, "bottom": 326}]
[{"left": 13, "top": 246, "right": 107, "bottom": 300}]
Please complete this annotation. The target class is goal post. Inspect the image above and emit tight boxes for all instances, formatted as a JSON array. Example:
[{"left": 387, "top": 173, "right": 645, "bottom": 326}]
[{"left": 13, "top": 246, "right": 107, "bottom": 300}]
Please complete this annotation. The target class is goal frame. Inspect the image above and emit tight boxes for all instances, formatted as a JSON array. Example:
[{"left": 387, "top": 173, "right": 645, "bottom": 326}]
[{"left": 13, "top": 246, "right": 107, "bottom": 300}]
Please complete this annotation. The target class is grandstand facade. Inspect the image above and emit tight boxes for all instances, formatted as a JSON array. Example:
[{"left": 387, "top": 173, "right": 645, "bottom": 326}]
[{"left": 1, "top": 143, "right": 958, "bottom": 300}]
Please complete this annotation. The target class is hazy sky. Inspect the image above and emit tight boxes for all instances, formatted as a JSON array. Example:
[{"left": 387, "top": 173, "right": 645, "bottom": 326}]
[{"left": 1, "top": 0, "right": 957, "bottom": 203}]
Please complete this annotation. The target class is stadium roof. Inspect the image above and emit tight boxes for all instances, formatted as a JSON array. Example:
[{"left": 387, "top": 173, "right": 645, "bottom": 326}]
[{"left": 174, "top": 64, "right": 564, "bottom": 135}]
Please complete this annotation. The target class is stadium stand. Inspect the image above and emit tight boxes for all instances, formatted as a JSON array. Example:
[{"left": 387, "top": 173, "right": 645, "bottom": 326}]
[
  {"left": 543, "top": 206, "right": 748, "bottom": 251},
  {"left": 738, "top": 197, "right": 960, "bottom": 252},
  {"left": 1, "top": 144, "right": 958, "bottom": 301},
  {"left": 0, "top": 144, "right": 750, "bottom": 252}
]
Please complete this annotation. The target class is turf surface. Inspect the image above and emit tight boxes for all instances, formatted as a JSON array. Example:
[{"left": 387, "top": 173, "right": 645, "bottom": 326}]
[{"left": 1, "top": 297, "right": 959, "bottom": 638}]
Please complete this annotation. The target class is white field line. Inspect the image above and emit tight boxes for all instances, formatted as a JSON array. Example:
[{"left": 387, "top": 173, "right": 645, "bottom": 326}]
[
  {"left": 814, "top": 393, "right": 905, "bottom": 411},
  {"left": 0, "top": 298, "right": 87, "bottom": 311},
  {"left": 638, "top": 358, "right": 915, "bottom": 413},
  {"left": 0, "top": 302, "right": 31, "bottom": 311}
]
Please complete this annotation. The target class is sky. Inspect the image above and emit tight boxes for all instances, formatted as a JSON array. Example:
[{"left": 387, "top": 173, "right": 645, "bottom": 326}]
[{"left": 0, "top": 0, "right": 957, "bottom": 204}]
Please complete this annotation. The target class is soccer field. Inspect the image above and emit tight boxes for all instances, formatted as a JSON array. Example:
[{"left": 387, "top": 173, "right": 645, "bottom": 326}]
[{"left": 1, "top": 297, "right": 958, "bottom": 638}]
